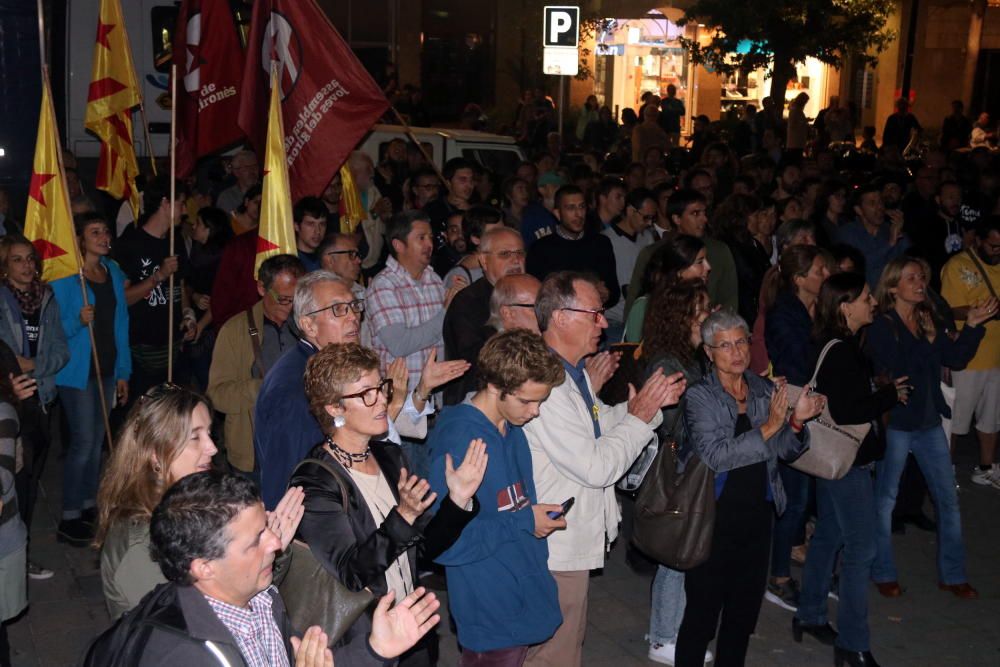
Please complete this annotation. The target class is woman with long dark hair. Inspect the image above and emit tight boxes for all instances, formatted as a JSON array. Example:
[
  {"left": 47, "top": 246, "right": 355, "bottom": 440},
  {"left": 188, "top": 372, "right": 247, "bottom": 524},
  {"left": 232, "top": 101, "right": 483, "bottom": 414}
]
[{"left": 794, "top": 272, "right": 909, "bottom": 667}]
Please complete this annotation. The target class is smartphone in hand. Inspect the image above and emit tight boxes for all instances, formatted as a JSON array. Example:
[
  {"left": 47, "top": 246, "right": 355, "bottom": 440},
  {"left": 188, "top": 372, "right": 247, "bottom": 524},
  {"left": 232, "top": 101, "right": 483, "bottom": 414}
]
[{"left": 547, "top": 497, "right": 575, "bottom": 519}]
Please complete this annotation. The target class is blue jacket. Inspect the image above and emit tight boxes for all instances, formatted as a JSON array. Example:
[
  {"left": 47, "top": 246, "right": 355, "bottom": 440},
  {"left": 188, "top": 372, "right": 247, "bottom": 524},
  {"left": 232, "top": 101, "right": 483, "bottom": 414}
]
[
  {"left": 683, "top": 370, "right": 809, "bottom": 515},
  {"left": 765, "top": 290, "right": 815, "bottom": 386},
  {"left": 835, "top": 219, "right": 910, "bottom": 289},
  {"left": 864, "top": 310, "right": 984, "bottom": 431},
  {"left": 0, "top": 286, "right": 69, "bottom": 405},
  {"left": 51, "top": 259, "right": 131, "bottom": 390},
  {"left": 427, "top": 404, "right": 561, "bottom": 652},
  {"left": 254, "top": 339, "right": 322, "bottom": 510}
]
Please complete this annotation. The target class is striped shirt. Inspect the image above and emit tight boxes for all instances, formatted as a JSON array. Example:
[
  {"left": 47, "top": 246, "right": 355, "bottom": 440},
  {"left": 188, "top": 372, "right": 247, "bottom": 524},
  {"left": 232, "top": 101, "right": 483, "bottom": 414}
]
[{"left": 204, "top": 587, "right": 289, "bottom": 667}]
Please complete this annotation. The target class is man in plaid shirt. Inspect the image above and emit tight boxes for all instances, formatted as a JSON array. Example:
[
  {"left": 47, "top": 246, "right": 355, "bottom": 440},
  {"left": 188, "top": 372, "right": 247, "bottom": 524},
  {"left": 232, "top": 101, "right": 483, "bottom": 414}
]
[
  {"left": 366, "top": 210, "right": 466, "bottom": 392},
  {"left": 87, "top": 471, "right": 442, "bottom": 666}
]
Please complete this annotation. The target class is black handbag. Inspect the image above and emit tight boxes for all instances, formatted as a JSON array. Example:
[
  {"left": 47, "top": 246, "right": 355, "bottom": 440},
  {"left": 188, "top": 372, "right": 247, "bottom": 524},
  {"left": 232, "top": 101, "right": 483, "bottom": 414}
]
[
  {"left": 278, "top": 458, "right": 375, "bottom": 647},
  {"left": 631, "top": 441, "right": 715, "bottom": 571}
]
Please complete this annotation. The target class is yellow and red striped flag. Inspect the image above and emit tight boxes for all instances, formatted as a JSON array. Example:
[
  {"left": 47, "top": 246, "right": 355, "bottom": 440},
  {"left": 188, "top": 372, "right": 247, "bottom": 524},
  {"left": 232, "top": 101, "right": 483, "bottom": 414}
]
[
  {"left": 84, "top": 0, "right": 141, "bottom": 216},
  {"left": 24, "top": 79, "right": 80, "bottom": 283},
  {"left": 254, "top": 68, "right": 297, "bottom": 278}
]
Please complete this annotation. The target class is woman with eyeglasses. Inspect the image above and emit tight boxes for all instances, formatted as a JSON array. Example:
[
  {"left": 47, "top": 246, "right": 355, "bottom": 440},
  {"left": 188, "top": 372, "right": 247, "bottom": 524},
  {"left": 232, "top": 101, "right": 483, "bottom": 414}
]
[
  {"left": 0, "top": 235, "right": 68, "bottom": 576},
  {"left": 95, "top": 383, "right": 305, "bottom": 618},
  {"left": 292, "top": 342, "right": 487, "bottom": 665},
  {"left": 675, "top": 309, "right": 823, "bottom": 667}
]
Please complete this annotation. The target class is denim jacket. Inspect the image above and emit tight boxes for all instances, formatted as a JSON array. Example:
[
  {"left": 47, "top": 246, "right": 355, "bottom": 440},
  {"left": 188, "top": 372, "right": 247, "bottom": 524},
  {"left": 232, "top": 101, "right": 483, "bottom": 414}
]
[
  {"left": 682, "top": 369, "right": 810, "bottom": 515},
  {"left": 0, "top": 286, "right": 69, "bottom": 405}
]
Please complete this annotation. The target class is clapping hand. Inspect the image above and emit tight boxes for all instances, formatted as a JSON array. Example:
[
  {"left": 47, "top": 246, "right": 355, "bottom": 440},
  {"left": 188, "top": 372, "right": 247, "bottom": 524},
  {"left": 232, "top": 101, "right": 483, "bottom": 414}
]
[
  {"left": 445, "top": 438, "right": 488, "bottom": 509},
  {"left": 966, "top": 296, "right": 999, "bottom": 327},
  {"left": 386, "top": 358, "right": 408, "bottom": 419},
  {"left": 395, "top": 468, "right": 436, "bottom": 525},
  {"left": 267, "top": 486, "right": 306, "bottom": 551},
  {"left": 626, "top": 369, "right": 687, "bottom": 423},
  {"left": 291, "top": 626, "right": 333, "bottom": 667},
  {"left": 585, "top": 350, "right": 621, "bottom": 394},
  {"left": 416, "top": 349, "right": 470, "bottom": 398},
  {"left": 368, "top": 588, "right": 441, "bottom": 660},
  {"left": 793, "top": 387, "right": 826, "bottom": 423}
]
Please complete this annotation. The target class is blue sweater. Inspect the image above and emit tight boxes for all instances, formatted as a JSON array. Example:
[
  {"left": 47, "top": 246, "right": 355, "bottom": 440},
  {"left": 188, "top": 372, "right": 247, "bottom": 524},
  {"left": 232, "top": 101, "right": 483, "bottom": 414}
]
[
  {"left": 865, "top": 310, "right": 984, "bottom": 431},
  {"left": 253, "top": 339, "right": 322, "bottom": 509},
  {"left": 427, "top": 404, "right": 561, "bottom": 652},
  {"left": 51, "top": 258, "right": 131, "bottom": 390}
]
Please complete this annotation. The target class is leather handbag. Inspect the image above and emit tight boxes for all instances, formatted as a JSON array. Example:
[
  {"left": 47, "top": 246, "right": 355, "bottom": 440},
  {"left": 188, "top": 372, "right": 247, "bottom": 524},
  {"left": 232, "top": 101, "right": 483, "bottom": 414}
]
[
  {"left": 278, "top": 458, "right": 375, "bottom": 647},
  {"left": 631, "top": 441, "right": 715, "bottom": 571},
  {"left": 786, "top": 339, "right": 870, "bottom": 481}
]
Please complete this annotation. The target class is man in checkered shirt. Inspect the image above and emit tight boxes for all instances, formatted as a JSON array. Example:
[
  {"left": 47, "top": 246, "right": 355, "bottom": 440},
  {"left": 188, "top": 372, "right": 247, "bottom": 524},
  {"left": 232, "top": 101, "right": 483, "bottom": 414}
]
[{"left": 89, "top": 471, "right": 441, "bottom": 666}]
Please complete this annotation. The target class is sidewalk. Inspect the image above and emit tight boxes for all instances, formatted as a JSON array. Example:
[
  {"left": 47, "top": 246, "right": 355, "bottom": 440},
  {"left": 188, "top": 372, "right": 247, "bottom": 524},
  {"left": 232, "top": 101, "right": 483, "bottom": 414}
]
[{"left": 8, "top": 441, "right": 1000, "bottom": 666}]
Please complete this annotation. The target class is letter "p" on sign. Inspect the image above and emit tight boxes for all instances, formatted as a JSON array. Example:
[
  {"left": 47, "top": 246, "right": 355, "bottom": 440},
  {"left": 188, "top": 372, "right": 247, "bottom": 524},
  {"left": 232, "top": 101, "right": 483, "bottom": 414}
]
[{"left": 543, "top": 6, "right": 579, "bottom": 48}]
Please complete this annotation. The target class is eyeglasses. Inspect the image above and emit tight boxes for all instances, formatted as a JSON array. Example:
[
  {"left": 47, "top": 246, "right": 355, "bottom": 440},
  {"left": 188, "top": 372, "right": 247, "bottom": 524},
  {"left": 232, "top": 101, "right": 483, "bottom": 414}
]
[
  {"left": 306, "top": 299, "right": 365, "bottom": 318},
  {"left": 560, "top": 307, "right": 607, "bottom": 322},
  {"left": 705, "top": 337, "right": 751, "bottom": 352},
  {"left": 641, "top": 214, "right": 658, "bottom": 223},
  {"left": 267, "top": 288, "right": 295, "bottom": 306},
  {"left": 504, "top": 302, "right": 536, "bottom": 309},
  {"left": 340, "top": 378, "right": 394, "bottom": 407},
  {"left": 481, "top": 249, "right": 527, "bottom": 260},
  {"left": 324, "top": 249, "right": 361, "bottom": 260}
]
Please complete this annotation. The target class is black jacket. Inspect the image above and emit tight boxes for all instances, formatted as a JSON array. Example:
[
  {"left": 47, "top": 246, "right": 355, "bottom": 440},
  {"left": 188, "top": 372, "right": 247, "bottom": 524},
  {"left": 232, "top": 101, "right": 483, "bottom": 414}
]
[
  {"left": 812, "top": 336, "right": 897, "bottom": 466},
  {"left": 442, "top": 277, "right": 495, "bottom": 406}
]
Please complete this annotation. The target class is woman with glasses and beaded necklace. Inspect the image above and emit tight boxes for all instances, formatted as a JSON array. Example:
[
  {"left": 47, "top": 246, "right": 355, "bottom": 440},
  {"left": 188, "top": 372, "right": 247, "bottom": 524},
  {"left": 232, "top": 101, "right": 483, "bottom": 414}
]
[{"left": 292, "top": 342, "right": 487, "bottom": 666}]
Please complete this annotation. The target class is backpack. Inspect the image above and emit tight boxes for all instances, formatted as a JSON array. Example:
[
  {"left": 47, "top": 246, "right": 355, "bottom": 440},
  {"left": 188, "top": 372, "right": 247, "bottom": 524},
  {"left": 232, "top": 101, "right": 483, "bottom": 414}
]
[{"left": 80, "top": 584, "right": 178, "bottom": 667}]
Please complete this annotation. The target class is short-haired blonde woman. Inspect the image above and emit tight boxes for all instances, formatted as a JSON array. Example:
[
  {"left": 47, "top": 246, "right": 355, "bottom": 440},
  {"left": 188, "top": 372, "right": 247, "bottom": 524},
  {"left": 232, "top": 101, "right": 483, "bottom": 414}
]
[
  {"left": 96, "top": 384, "right": 303, "bottom": 618},
  {"left": 865, "top": 257, "right": 996, "bottom": 600},
  {"left": 292, "top": 342, "right": 486, "bottom": 663}
]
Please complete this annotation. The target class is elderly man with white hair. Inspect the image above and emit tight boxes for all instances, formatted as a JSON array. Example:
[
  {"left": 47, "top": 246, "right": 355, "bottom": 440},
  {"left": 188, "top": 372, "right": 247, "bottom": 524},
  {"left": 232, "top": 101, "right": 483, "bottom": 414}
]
[{"left": 216, "top": 150, "right": 260, "bottom": 214}]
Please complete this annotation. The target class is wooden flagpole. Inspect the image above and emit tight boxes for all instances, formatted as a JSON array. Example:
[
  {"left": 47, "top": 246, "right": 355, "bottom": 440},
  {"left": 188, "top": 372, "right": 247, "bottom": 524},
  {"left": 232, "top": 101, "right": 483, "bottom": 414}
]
[
  {"left": 388, "top": 106, "right": 451, "bottom": 195},
  {"left": 167, "top": 64, "right": 177, "bottom": 383},
  {"left": 37, "top": 2, "right": 114, "bottom": 450}
]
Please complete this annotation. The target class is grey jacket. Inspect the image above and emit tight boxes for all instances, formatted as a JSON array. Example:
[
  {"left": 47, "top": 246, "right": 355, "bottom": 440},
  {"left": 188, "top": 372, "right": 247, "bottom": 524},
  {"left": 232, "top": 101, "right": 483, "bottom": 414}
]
[
  {"left": 0, "top": 287, "right": 69, "bottom": 405},
  {"left": 682, "top": 370, "right": 809, "bottom": 515}
]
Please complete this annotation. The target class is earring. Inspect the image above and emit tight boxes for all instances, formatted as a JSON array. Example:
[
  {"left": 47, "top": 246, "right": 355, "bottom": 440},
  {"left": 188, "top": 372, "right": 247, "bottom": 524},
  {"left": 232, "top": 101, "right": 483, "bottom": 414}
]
[{"left": 333, "top": 415, "right": 346, "bottom": 428}]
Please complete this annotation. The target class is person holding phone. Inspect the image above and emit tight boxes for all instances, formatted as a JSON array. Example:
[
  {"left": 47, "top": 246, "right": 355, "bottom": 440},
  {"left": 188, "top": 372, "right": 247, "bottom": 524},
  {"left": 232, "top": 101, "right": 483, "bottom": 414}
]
[{"left": 428, "top": 329, "right": 568, "bottom": 666}]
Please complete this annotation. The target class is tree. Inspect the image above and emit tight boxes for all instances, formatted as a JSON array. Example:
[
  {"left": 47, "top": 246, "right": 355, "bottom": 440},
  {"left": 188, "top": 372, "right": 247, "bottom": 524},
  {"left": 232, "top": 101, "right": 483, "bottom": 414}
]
[{"left": 678, "top": 0, "right": 896, "bottom": 108}]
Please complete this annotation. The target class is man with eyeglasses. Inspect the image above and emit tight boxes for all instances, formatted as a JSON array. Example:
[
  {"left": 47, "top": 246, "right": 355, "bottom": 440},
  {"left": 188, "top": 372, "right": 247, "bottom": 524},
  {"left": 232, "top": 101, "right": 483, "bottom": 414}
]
[
  {"left": 254, "top": 271, "right": 467, "bottom": 509},
  {"left": 602, "top": 187, "right": 657, "bottom": 340},
  {"left": 522, "top": 271, "right": 686, "bottom": 667},
  {"left": 207, "top": 255, "right": 305, "bottom": 479},
  {"left": 526, "top": 185, "right": 620, "bottom": 312},
  {"left": 442, "top": 226, "right": 527, "bottom": 405},
  {"left": 317, "top": 233, "right": 365, "bottom": 301},
  {"left": 486, "top": 274, "right": 542, "bottom": 333}
]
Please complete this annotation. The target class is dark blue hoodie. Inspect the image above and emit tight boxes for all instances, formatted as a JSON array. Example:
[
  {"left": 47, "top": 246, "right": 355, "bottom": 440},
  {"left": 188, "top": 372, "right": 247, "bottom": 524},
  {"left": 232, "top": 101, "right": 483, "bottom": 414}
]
[{"left": 427, "top": 403, "right": 561, "bottom": 652}]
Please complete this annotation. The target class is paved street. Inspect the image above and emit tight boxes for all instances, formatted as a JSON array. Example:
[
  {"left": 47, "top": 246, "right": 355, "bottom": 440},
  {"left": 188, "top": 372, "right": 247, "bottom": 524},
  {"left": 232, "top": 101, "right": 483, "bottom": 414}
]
[{"left": 8, "top": 439, "right": 1000, "bottom": 667}]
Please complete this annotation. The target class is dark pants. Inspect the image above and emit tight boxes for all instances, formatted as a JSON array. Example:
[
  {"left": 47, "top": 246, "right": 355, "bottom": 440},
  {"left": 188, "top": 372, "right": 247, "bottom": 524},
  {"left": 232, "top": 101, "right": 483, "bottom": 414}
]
[
  {"left": 14, "top": 397, "right": 58, "bottom": 530},
  {"left": 676, "top": 499, "right": 772, "bottom": 667},
  {"left": 770, "top": 462, "right": 811, "bottom": 579},
  {"left": 460, "top": 646, "right": 528, "bottom": 667}
]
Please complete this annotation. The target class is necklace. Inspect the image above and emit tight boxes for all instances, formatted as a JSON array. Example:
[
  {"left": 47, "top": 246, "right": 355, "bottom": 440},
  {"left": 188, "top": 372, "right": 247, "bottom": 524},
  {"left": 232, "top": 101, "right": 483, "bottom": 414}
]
[
  {"left": 725, "top": 380, "right": 748, "bottom": 404},
  {"left": 324, "top": 435, "right": 371, "bottom": 468}
]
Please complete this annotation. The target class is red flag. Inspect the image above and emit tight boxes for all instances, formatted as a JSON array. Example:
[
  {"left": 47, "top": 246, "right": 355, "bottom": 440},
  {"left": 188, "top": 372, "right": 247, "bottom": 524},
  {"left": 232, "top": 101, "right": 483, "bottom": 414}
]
[
  {"left": 173, "top": 0, "right": 246, "bottom": 177},
  {"left": 237, "top": 0, "right": 389, "bottom": 201}
]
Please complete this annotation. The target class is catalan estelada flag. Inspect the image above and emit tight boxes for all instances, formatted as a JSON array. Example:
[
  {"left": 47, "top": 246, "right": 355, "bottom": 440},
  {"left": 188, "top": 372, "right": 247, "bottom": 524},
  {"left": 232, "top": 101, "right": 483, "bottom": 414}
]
[
  {"left": 254, "top": 68, "right": 296, "bottom": 278},
  {"left": 24, "top": 79, "right": 80, "bottom": 283},
  {"left": 85, "top": 0, "right": 141, "bottom": 217}
]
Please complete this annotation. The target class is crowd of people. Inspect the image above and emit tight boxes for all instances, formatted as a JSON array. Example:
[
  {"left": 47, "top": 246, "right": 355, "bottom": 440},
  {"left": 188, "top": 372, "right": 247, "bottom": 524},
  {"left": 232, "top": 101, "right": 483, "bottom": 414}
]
[{"left": 0, "top": 88, "right": 997, "bottom": 667}]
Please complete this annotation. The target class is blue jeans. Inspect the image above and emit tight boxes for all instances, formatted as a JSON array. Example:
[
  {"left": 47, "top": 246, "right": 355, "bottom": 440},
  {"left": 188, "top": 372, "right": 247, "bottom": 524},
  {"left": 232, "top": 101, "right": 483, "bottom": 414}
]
[
  {"left": 874, "top": 426, "right": 967, "bottom": 585},
  {"left": 649, "top": 565, "right": 686, "bottom": 644},
  {"left": 770, "top": 462, "right": 810, "bottom": 578},
  {"left": 59, "top": 376, "right": 115, "bottom": 518},
  {"left": 796, "top": 466, "right": 876, "bottom": 652}
]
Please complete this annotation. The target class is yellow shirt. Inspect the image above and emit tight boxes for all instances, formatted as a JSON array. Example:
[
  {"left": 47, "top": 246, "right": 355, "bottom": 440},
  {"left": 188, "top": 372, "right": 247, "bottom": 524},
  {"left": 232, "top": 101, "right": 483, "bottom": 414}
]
[{"left": 940, "top": 250, "right": 999, "bottom": 370}]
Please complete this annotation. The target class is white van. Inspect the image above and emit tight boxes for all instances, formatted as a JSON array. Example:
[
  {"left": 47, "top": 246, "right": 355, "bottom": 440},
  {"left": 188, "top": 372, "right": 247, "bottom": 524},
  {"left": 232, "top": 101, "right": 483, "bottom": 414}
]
[{"left": 358, "top": 125, "right": 525, "bottom": 175}]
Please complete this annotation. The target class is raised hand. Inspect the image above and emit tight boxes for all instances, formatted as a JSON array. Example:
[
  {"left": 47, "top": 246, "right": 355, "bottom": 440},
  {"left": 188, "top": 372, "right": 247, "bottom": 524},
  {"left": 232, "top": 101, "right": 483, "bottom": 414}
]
[
  {"left": 416, "top": 349, "right": 470, "bottom": 397},
  {"left": 291, "top": 626, "right": 334, "bottom": 667},
  {"left": 268, "top": 486, "right": 306, "bottom": 551},
  {"left": 369, "top": 588, "right": 441, "bottom": 660},
  {"left": 386, "top": 358, "right": 409, "bottom": 419},
  {"left": 584, "top": 350, "right": 621, "bottom": 394},
  {"left": 395, "top": 468, "right": 436, "bottom": 525},
  {"left": 445, "top": 439, "right": 488, "bottom": 509},
  {"left": 967, "top": 296, "right": 999, "bottom": 327},
  {"left": 626, "top": 369, "right": 687, "bottom": 423}
]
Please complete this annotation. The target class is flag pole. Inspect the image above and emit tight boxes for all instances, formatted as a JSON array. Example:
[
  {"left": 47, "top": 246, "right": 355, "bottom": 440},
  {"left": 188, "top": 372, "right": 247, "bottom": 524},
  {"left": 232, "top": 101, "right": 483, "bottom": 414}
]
[
  {"left": 388, "top": 106, "right": 451, "bottom": 195},
  {"left": 37, "top": 2, "right": 114, "bottom": 450},
  {"left": 167, "top": 64, "right": 177, "bottom": 383}
]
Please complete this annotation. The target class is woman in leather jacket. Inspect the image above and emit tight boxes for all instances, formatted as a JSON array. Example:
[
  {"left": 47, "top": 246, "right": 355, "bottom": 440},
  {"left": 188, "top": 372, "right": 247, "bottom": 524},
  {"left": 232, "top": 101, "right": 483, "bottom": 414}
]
[{"left": 292, "top": 342, "right": 486, "bottom": 665}]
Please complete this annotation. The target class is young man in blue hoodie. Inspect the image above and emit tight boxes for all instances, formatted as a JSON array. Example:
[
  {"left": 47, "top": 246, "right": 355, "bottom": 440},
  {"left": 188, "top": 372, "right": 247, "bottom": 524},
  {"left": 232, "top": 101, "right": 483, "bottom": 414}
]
[{"left": 427, "top": 329, "right": 567, "bottom": 666}]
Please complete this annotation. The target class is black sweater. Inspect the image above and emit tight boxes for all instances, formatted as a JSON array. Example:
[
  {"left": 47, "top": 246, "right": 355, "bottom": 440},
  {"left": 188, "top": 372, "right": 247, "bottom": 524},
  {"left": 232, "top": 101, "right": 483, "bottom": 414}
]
[
  {"left": 526, "top": 232, "right": 621, "bottom": 309},
  {"left": 813, "top": 336, "right": 898, "bottom": 466}
]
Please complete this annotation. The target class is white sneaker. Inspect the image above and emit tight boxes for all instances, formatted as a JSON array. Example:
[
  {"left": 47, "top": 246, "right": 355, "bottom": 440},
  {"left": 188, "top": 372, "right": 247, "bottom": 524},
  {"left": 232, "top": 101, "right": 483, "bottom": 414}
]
[
  {"left": 971, "top": 463, "right": 1000, "bottom": 490},
  {"left": 648, "top": 641, "right": 714, "bottom": 665}
]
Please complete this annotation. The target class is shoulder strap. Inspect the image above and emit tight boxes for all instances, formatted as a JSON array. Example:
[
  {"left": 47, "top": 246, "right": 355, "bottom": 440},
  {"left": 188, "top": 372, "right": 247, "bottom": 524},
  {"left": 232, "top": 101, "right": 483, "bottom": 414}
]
[
  {"left": 808, "top": 339, "right": 841, "bottom": 387},
  {"left": 292, "top": 457, "right": 351, "bottom": 505},
  {"left": 246, "top": 307, "right": 266, "bottom": 378},
  {"left": 965, "top": 248, "right": 999, "bottom": 300}
]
